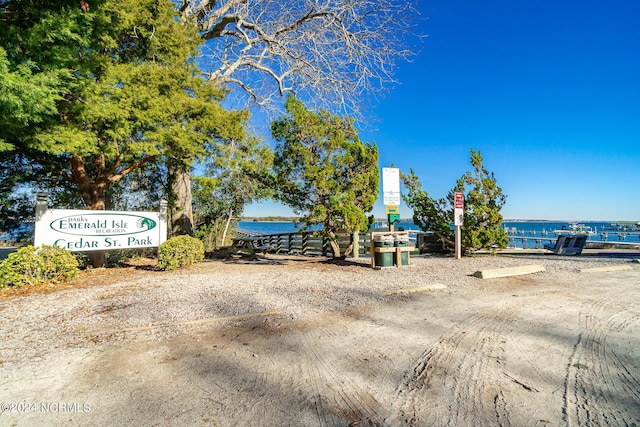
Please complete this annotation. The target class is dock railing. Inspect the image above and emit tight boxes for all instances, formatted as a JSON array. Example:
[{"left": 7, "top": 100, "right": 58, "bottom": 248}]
[
  {"left": 236, "top": 229, "right": 434, "bottom": 257},
  {"left": 242, "top": 229, "right": 640, "bottom": 255},
  {"left": 507, "top": 234, "right": 640, "bottom": 250}
]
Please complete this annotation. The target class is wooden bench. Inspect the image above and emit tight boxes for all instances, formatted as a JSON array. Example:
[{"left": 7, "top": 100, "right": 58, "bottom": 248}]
[
  {"left": 544, "top": 234, "right": 588, "bottom": 255},
  {"left": 225, "top": 236, "right": 272, "bottom": 258},
  {"left": 253, "top": 244, "right": 272, "bottom": 254}
]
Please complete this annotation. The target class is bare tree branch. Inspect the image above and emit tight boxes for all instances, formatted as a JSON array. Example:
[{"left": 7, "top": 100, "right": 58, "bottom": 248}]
[
  {"left": 180, "top": 0, "right": 422, "bottom": 121},
  {"left": 108, "top": 155, "right": 159, "bottom": 185}
]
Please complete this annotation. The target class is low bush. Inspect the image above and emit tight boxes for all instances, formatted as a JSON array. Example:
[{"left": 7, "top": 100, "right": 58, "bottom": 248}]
[
  {"left": 0, "top": 245, "right": 79, "bottom": 288},
  {"left": 104, "top": 248, "right": 158, "bottom": 267},
  {"left": 157, "top": 235, "right": 204, "bottom": 271}
]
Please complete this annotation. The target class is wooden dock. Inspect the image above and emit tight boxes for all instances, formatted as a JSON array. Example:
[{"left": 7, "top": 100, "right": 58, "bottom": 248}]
[{"left": 507, "top": 235, "right": 640, "bottom": 250}]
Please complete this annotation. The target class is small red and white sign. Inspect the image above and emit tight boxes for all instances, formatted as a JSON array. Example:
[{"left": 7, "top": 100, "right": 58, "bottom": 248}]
[
  {"left": 454, "top": 192, "right": 464, "bottom": 209},
  {"left": 454, "top": 192, "right": 464, "bottom": 226}
]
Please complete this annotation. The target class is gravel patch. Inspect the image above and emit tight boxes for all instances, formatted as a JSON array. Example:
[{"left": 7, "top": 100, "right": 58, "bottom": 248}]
[{"left": 0, "top": 252, "right": 635, "bottom": 377}]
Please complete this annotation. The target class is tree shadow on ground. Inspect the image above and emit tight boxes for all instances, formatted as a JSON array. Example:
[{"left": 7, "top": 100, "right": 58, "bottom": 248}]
[
  {"left": 206, "top": 252, "right": 289, "bottom": 266},
  {"left": 318, "top": 258, "right": 371, "bottom": 269}
]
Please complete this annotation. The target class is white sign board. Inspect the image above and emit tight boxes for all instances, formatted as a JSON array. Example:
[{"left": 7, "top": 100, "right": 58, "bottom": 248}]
[
  {"left": 35, "top": 209, "right": 166, "bottom": 251},
  {"left": 454, "top": 192, "right": 464, "bottom": 226},
  {"left": 382, "top": 167, "right": 401, "bottom": 206}
]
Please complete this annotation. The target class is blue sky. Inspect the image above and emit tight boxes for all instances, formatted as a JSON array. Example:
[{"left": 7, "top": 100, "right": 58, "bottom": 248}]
[{"left": 244, "top": 0, "right": 640, "bottom": 221}]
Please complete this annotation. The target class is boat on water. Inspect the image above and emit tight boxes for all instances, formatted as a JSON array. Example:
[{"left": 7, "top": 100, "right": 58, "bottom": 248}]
[
  {"left": 602, "top": 222, "right": 640, "bottom": 232},
  {"left": 552, "top": 222, "right": 596, "bottom": 236},
  {"left": 370, "top": 220, "right": 389, "bottom": 230}
]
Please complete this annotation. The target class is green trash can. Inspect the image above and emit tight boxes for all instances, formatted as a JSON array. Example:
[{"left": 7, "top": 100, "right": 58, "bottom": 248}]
[
  {"left": 374, "top": 235, "right": 394, "bottom": 267},
  {"left": 394, "top": 234, "right": 410, "bottom": 266}
]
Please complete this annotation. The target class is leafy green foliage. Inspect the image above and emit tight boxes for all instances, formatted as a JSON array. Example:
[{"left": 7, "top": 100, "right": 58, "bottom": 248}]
[
  {"left": 455, "top": 149, "right": 509, "bottom": 251},
  {"left": 401, "top": 169, "right": 454, "bottom": 249},
  {"left": 271, "top": 96, "right": 379, "bottom": 258},
  {"left": 0, "top": 245, "right": 79, "bottom": 288},
  {"left": 0, "top": 48, "right": 67, "bottom": 152},
  {"left": 0, "top": 190, "right": 34, "bottom": 242},
  {"left": 157, "top": 235, "right": 204, "bottom": 271},
  {"left": 402, "top": 148, "right": 508, "bottom": 254},
  {"left": 0, "top": 0, "right": 248, "bottom": 211},
  {"left": 192, "top": 135, "right": 273, "bottom": 251}
]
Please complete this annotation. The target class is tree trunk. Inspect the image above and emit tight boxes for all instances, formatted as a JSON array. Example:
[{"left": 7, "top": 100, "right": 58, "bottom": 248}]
[
  {"left": 83, "top": 192, "right": 107, "bottom": 268},
  {"left": 327, "top": 230, "right": 349, "bottom": 259},
  {"left": 71, "top": 155, "right": 107, "bottom": 211},
  {"left": 170, "top": 170, "right": 194, "bottom": 236},
  {"left": 221, "top": 207, "right": 233, "bottom": 248},
  {"left": 70, "top": 156, "right": 108, "bottom": 268},
  {"left": 342, "top": 242, "right": 354, "bottom": 257}
]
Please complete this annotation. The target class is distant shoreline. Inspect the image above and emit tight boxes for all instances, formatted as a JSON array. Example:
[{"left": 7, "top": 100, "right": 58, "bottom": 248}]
[{"left": 241, "top": 218, "right": 300, "bottom": 223}]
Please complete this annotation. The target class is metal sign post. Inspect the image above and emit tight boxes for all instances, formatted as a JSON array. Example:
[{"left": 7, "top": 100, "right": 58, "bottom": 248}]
[
  {"left": 386, "top": 205, "right": 400, "bottom": 232},
  {"left": 454, "top": 192, "right": 464, "bottom": 259}
]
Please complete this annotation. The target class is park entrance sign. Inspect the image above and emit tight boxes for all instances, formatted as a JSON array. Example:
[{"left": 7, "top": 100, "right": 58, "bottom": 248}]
[{"left": 34, "top": 195, "right": 167, "bottom": 252}]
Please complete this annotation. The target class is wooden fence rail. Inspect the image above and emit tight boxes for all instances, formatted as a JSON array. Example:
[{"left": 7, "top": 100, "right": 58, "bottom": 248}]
[{"left": 238, "top": 229, "right": 440, "bottom": 257}]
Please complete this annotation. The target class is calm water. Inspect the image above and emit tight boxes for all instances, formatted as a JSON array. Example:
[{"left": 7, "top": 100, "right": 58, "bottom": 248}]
[
  {"left": 239, "top": 220, "right": 640, "bottom": 249},
  {"left": 0, "top": 223, "right": 34, "bottom": 242},
  {"left": 503, "top": 221, "right": 622, "bottom": 248},
  {"left": 238, "top": 221, "right": 322, "bottom": 234}
]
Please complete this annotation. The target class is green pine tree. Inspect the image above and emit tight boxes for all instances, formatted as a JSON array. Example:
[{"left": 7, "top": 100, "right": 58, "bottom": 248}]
[
  {"left": 0, "top": 0, "right": 247, "bottom": 212},
  {"left": 402, "top": 148, "right": 508, "bottom": 254},
  {"left": 271, "top": 96, "right": 379, "bottom": 258}
]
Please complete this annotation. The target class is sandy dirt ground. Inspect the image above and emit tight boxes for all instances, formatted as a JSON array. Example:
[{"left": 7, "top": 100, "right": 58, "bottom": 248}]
[{"left": 1, "top": 254, "right": 639, "bottom": 426}]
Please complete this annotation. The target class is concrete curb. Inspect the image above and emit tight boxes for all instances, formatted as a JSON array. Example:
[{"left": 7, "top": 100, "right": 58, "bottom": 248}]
[
  {"left": 473, "top": 264, "right": 546, "bottom": 279},
  {"left": 580, "top": 265, "right": 634, "bottom": 273}
]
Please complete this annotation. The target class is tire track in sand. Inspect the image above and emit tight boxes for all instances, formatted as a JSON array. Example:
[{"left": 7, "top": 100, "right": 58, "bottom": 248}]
[
  {"left": 300, "top": 325, "right": 388, "bottom": 426},
  {"left": 563, "top": 286, "right": 640, "bottom": 426},
  {"left": 394, "top": 305, "right": 518, "bottom": 426}
]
